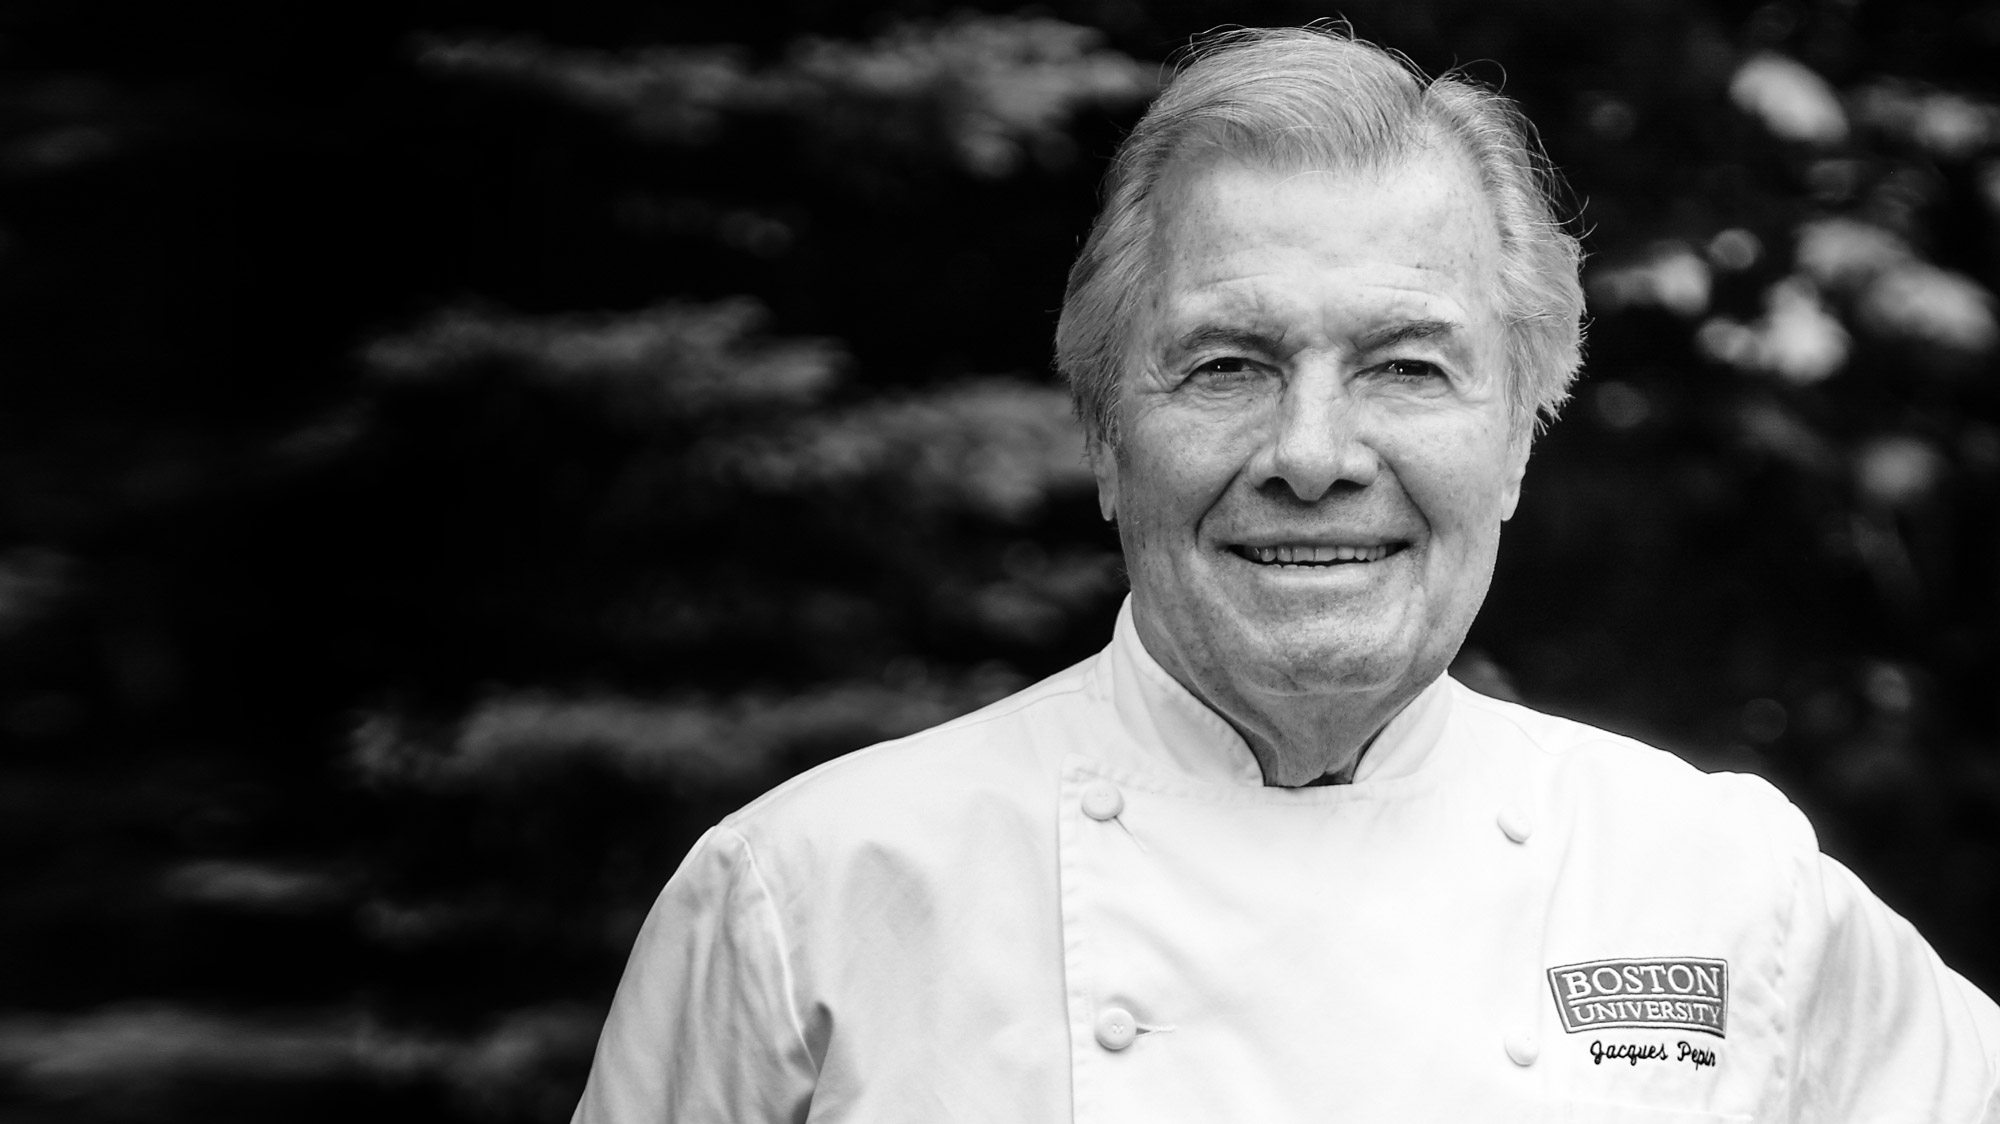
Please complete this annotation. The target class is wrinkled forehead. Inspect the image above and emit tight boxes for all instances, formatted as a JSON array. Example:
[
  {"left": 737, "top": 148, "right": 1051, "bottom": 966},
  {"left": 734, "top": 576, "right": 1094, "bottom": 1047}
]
[{"left": 1138, "top": 143, "right": 1508, "bottom": 325}]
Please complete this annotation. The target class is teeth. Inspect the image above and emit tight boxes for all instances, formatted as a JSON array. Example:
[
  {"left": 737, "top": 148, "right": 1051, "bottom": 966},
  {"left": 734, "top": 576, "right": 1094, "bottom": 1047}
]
[{"left": 1244, "top": 543, "right": 1392, "bottom": 565}]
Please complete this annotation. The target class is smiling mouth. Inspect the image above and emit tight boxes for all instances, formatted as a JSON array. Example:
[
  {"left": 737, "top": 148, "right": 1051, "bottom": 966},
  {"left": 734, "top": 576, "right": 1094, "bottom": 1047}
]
[{"left": 1230, "top": 543, "right": 1405, "bottom": 566}]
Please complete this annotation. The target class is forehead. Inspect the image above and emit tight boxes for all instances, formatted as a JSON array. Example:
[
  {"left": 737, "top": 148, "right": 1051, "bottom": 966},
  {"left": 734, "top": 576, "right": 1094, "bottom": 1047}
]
[{"left": 1142, "top": 148, "right": 1505, "bottom": 341}]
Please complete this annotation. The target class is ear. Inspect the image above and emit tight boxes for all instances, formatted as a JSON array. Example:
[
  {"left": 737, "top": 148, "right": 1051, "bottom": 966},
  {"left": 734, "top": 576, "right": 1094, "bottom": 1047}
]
[
  {"left": 1087, "top": 434, "right": 1120, "bottom": 522},
  {"left": 1498, "top": 422, "right": 1532, "bottom": 522}
]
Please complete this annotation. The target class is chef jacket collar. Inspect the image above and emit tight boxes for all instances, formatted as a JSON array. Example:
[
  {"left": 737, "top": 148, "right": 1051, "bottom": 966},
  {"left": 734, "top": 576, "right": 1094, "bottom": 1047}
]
[{"left": 1093, "top": 596, "right": 1455, "bottom": 789}]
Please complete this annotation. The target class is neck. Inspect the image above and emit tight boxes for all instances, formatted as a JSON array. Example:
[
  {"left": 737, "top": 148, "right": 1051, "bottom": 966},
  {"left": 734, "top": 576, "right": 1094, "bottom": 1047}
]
[
  {"left": 1203, "top": 679, "right": 1415, "bottom": 787},
  {"left": 1127, "top": 611, "right": 1430, "bottom": 787}
]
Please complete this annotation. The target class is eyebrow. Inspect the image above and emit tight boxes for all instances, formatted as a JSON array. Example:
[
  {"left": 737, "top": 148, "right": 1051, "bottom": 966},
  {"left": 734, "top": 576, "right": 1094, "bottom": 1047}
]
[
  {"left": 1355, "top": 319, "right": 1464, "bottom": 352},
  {"left": 1168, "top": 325, "right": 1289, "bottom": 356}
]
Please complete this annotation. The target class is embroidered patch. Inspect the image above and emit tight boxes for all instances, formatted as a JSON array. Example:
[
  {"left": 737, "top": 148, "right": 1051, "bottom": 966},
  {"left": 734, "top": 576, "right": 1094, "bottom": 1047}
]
[{"left": 1546, "top": 957, "right": 1728, "bottom": 1038}]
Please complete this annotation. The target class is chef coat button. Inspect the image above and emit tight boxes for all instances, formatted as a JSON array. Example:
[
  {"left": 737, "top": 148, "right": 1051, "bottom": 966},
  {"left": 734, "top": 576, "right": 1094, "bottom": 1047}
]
[
  {"left": 1496, "top": 804, "right": 1532, "bottom": 844},
  {"left": 1081, "top": 780, "right": 1124, "bottom": 821},
  {"left": 1504, "top": 1029, "right": 1540, "bottom": 1066},
  {"left": 1094, "top": 1006, "right": 1138, "bottom": 1051}
]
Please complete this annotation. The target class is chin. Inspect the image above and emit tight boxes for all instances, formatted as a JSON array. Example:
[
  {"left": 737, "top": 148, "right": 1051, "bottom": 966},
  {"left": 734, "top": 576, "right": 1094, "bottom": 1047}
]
[
  {"left": 1240, "top": 646, "right": 1410, "bottom": 697},
  {"left": 1225, "top": 609, "right": 1457, "bottom": 699}
]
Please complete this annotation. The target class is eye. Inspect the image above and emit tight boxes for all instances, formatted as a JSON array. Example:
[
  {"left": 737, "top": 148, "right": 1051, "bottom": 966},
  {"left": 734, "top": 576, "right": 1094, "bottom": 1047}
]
[
  {"left": 1379, "top": 359, "right": 1445, "bottom": 381},
  {"left": 1188, "top": 356, "right": 1263, "bottom": 380}
]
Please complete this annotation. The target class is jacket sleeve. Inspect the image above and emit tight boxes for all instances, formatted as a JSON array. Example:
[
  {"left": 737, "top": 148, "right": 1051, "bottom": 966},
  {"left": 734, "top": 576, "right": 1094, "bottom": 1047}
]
[
  {"left": 572, "top": 825, "right": 819, "bottom": 1124},
  {"left": 1768, "top": 795, "right": 2000, "bottom": 1122}
]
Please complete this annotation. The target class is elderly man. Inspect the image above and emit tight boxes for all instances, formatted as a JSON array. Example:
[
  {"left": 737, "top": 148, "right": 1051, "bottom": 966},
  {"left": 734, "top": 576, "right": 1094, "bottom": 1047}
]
[{"left": 574, "top": 26, "right": 2000, "bottom": 1122}]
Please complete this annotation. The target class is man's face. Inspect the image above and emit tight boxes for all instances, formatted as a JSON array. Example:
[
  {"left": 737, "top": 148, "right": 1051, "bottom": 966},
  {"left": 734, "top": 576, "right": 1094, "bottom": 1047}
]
[{"left": 1094, "top": 149, "right": 1529, "bottom": 712}]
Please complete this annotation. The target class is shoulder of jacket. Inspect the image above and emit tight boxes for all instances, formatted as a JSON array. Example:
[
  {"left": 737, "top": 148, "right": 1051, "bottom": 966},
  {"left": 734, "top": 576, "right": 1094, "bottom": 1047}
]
[
  {"left": 719, "top": 653, "right": 1097, "bottom": 830},
  {"left": 1449, "top": 679, "right": 1817, "bottom": 850}
]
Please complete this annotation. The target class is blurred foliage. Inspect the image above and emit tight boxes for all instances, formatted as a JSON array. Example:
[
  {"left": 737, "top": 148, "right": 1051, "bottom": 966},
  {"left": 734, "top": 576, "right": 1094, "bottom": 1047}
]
[{"left": 2, "top": 0, "right": 1998, "bottom": 1120}]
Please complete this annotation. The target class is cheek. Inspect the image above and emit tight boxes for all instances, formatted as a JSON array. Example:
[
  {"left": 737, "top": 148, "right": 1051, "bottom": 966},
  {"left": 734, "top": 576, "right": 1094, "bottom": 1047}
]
[
  {"left": 1400, "top": 430, "right": 1519, "bottom": 544},
  {"left": 1118, "top": 416, "right": 1247, "bottom": 527},
  {"left": 1118, "top": 453, "right": 1199, "bottom": 545}
]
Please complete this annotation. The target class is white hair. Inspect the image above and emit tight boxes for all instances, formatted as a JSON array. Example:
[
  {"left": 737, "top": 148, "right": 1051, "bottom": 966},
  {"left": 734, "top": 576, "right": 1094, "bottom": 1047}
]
[{"left": 1054, "top": 25, "right": 1586, "bottom": 446}]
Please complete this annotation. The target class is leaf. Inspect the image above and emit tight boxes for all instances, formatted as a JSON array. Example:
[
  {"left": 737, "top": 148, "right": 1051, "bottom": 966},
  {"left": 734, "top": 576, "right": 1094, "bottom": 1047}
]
[{"left": 360, "top": 298, "right": 844, "bottom": 418}]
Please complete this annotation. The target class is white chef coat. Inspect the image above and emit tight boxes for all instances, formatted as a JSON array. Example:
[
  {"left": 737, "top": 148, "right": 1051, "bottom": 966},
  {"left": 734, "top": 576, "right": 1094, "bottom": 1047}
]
[{"left": 574, "top": 601, "right": 2000, "bottom": 1123}]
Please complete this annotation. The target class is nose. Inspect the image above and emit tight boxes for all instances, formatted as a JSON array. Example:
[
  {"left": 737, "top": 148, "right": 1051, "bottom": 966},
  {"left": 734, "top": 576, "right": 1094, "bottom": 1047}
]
[{"left": 1256, "top": 368, "right": 1380, "bottom": 502}]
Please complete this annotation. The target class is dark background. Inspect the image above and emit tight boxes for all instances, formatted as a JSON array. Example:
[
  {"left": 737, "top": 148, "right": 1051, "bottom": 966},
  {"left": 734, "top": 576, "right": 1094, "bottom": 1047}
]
[{"left": 3, "top": 0, "right": 1997, "bottom": 1119}]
